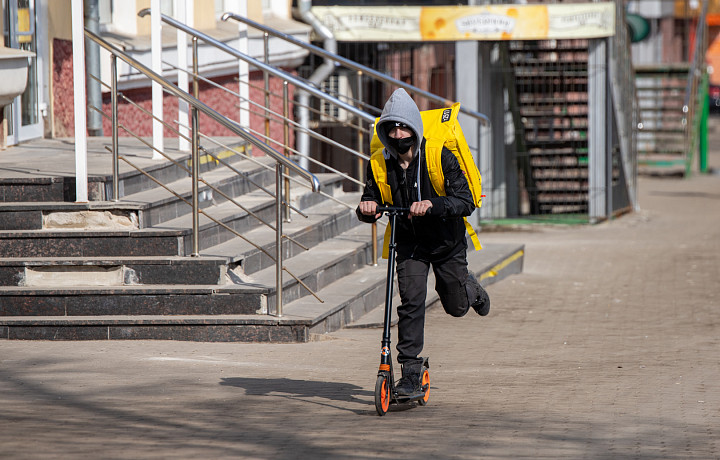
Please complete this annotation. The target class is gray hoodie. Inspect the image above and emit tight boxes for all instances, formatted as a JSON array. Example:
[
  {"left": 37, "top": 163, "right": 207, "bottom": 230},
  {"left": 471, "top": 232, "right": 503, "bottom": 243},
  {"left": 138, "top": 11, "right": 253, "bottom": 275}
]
[
  {"left": 376, "top": 88, "right": 424, "bottom": 160},
  {"left": 359, "top": 89, "right": 475, "bottom": 261}
]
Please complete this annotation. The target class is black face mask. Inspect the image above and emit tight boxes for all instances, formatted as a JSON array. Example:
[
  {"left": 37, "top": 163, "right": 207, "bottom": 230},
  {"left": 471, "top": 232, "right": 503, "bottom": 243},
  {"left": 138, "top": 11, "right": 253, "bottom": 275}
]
[{"left": 387, "top": 135, "right": 415, "bottom": 155}]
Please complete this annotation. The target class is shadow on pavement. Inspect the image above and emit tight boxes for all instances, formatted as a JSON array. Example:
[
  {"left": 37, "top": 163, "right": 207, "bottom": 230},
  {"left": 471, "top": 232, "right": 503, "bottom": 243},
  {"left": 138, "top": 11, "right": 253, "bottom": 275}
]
[
  {"left": 220, "top": 376, "right": 420, "bottom": 415},
  {"left": 221, "top": 376, "right": 373, "bottom": 414}
]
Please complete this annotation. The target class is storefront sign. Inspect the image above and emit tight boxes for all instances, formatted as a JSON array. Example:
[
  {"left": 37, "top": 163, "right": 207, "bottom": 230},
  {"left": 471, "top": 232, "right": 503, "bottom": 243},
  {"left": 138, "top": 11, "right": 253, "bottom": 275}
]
[{"left": 312, "top": 3, "right": 615, "bottom": 41}]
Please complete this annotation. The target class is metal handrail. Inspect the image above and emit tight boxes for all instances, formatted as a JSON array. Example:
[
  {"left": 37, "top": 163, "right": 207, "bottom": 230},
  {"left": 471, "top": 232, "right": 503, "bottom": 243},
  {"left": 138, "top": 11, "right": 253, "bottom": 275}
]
[
  {"left": 195, "top": 130, "right": 362, "bottom": 215},
  {"left": 85, "top": 28, "right": 321, "bottom": 316},
  {"left": 163, "top": 58, "right": 369, "bottom": 134},
  {"left": 92, "top": 70, "right": 316, "bottom": 218},
  {"left": 136, "top": 9, "right": 491, "bottom": 271},
  {"left": 137, "top": 8, "right": 376, "bottom": 126},
  {"left": 218, "top": 11, "right": 490, "bottom": 264},
  {"left": 138, "top": 8, "right": 388, "bottom": 265},
  {"left": 221, "top": 11, "right": 490, "bottom": 126},
  {"left": 163, "top": 61, "right": 369, "bottom": 159},
  {"left": 86, "top": 30, "right": 320, "bottom": 193}
]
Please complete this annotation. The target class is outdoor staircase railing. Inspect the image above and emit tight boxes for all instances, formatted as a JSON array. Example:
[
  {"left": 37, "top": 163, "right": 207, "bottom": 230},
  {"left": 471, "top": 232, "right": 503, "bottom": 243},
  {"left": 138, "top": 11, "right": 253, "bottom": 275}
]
[
  {"left": 141, "top": 9, "right": 490, "bottom": 267},
  {"left": 85, "top": 29, "right": 320, "bottom": 317},
  {"left": 220, "top": 11, "right": 490, "bottom": 127},
  {"left": 137, "top": 9, "right": 375, "bottom": 223}
]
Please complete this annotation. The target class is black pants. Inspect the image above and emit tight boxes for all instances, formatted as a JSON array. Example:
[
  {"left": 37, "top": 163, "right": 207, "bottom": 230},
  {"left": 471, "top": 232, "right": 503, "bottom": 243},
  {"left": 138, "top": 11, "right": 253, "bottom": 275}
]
[{"left": 395, "top": 249, "right": 483, "bottom": 364}]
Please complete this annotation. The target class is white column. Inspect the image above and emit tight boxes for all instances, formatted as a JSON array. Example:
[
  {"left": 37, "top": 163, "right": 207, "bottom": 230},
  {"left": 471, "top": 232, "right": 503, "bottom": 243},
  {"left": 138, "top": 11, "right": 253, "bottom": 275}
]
[
  {"left": 238, "top": 2, "right": 249, "bottom": 128},
  {"left": 588, "top": 38, "right": 608, "bottom": 222},
  {"left": 456, "top": 41, "right": 479, "bottom": 225},
  {"left": 457, "top": 41, "right": 496, "bottom": 221},
  {"left": 477, "top": 44, "right": 496, "bottom": 219},
  {"left": 151, "top": 0, "right": 164, "bottom": 159},
  {"left": 176, "top": 0, "right": 190, "bottom": 151},
  {"left": 226, "top": 0, "right": 249, "bottom": 127},
  {"left": 71, "top": 0, "right": 88, "bottom": 202}
]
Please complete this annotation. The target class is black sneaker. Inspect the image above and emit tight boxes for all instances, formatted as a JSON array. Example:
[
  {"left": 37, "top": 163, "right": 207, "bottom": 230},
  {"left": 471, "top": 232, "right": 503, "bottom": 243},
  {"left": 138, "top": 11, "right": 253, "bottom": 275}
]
[
  {"left": 395, "top": 361, "right": 422, "bottom": 396},
  {"left": 395, "top": 375, "right": 420, "bottom": 396},
  {"left": 472, "top": 285, "right": 490, "bottom": 316}
]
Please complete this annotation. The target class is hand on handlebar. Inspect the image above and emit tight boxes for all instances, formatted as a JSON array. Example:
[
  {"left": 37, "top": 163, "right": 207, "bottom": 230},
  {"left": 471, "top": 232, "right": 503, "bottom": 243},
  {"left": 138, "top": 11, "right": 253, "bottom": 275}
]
[
  {"left": 409, "top": 200, "right": 433, "bottom": 218},
  {"left": 363, "top": 201, "right": 431, "bottom": 219},
  {"left": 359, "top": 201, "right": 381, "bottom": 220}
]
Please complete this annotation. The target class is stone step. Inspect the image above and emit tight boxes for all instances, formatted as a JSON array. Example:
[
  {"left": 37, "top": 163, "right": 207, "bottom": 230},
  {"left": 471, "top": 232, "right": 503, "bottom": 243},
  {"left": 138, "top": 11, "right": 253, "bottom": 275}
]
[
  {"left": 0, "top": 177, "right": 67, "bottom": 203},
  {"left": 0, "top": 195, "right": 362, "bottom": 287},
  {"left": 0, "top": 315, "right": 307, "bottom": 342},
  {"left": 293, "top": 243, "right": 526, "bottom": 334},
  {"left": 0, "top": 202, "right": 142, "bottom": 231},
  {"left": 153, "top": 173, "right": 343, "bottom": 255},
  {"left": 0, "top": 228, "right": 184, "bottom": 258},
  {"left": 99, "top": 140, "right": 251, "bottom": 201},
  {"left": 0, "top": 175, "right": 341, "bottom": 258},
  {"left": 123, "top": 155, "right": 276, "bottom": 228},
  {"left": 0, "top": 243, "right": 525, "bottom": 341},
  {"left": 0, "top": 284, "right": 266, "bottom": 317},
  {"left": 347, "top": 244, "right": 525, "bottom": 329},
  {"left": 245, "top": 223, "right": 379, "bottom": 314},
  {"left": 112, "top": 141, "right": 251, "bottom": 199},
  {"left": 0, "top": 256, "right": 228, "bottom": 287},
  {"left": 203, "top": 192, "right": 362, "bottom": 275},
  {"left": 0, "top": 139, "right": 250, "bottom": 203}
]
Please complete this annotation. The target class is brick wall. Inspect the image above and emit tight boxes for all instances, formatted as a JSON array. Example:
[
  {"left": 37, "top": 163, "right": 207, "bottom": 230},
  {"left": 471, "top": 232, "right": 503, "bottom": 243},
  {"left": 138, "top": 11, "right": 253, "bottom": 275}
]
[{"left": 52, "top": 38, "right": 296, "bottom": 153}]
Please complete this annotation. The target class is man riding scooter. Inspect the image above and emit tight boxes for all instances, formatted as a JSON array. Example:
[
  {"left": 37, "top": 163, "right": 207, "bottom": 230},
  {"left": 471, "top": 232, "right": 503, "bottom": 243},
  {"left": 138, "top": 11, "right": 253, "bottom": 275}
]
[{"left": 357, "top": 88, "right": 490, "bottom": 397}]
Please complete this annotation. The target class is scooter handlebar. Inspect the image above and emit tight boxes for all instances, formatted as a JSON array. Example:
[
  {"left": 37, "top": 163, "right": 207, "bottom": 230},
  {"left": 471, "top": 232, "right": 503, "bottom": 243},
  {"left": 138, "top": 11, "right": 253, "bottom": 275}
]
[{"left": 376, "top": 205, "right": 410, "bottom": 216}]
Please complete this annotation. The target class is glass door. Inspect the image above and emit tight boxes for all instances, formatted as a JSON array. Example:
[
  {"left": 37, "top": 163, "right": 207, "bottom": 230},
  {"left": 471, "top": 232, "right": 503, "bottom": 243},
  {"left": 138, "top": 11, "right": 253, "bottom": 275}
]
[{"left": 3, "top": 0, "right": 42, "bottom": 144}]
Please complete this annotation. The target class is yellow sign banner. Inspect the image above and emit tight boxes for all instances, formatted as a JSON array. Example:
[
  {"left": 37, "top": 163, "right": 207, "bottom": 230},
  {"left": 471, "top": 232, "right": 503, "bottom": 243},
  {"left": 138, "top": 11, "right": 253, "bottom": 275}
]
[
  {"left": 421, "top": 5, "right": 548, "bottom": 41},
  {"left": 312, "top": 6, "right": 423, "bottom": 41},
  {"left": 312, "top": 3, "right": 615, "bottom": 42}
]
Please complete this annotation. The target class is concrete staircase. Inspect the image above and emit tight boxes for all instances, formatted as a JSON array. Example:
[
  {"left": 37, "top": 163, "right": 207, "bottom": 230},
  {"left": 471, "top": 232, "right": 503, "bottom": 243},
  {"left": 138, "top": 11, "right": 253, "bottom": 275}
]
[{"left": 0, "top": 140, "right": 524, "bottom": 342}]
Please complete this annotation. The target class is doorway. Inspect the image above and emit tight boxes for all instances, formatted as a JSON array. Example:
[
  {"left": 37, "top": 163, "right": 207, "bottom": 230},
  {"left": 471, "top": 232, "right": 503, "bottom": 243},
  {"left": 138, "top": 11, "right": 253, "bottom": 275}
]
[{"left": 3, "top": 0, "right": 42, "bottom": 145}]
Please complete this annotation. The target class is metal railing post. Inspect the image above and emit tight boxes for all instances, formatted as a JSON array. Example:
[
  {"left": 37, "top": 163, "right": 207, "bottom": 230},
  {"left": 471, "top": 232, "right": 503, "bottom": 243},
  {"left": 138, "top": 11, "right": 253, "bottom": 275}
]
[
  {"left": 191, "top": 36, "right": 200, "bottom": 256},
  {"left": 356, "top": 70, "right": 364, "bottom": 188},
  {"left": 358, "top": 69, "right": 377, "bottom": 266},
  {"left": 110, "top": 54, "right": 119, "bottom": 201},
  {"left": 264, "top": 32, "right": 270, "bottom": 144},
  {"left": 275, "top": 162, "right": 284, "bottom": 316},
  {"left": 283, "top": 80, "right": 291, "bottom": 222},
  {"left": 371, "top": 222, "right": 378, "bottom": 266}
]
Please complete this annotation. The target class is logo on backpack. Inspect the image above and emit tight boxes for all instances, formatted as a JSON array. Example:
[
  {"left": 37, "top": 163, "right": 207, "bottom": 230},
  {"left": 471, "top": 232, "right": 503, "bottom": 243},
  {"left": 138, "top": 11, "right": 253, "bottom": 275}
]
[{"left": 441, "top": 109, "right": 452, "bottom": 123}]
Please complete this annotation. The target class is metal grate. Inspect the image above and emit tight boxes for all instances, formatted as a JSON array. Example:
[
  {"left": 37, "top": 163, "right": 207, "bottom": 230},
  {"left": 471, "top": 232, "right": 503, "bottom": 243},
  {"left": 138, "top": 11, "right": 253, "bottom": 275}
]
[{"left": 505, "top": 39, "right": 591, "bottom": 216}]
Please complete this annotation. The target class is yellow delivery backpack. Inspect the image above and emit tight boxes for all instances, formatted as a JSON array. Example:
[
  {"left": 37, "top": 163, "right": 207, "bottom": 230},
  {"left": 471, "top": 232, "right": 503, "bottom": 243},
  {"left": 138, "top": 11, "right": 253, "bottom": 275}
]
[{"left": 369, "top": 102, "right": 483, "bottom": 258}]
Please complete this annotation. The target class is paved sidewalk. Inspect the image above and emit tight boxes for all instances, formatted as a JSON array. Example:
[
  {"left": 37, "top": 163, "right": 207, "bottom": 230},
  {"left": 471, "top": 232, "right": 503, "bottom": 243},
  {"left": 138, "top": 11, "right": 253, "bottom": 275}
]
[{"left": 2, "top": 140, "right": 720, "bottom": 458}]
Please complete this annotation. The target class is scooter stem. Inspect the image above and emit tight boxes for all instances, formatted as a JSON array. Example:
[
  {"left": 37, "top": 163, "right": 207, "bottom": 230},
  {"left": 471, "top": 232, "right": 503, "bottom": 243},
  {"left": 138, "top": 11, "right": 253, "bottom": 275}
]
[{"left": 380, "top": 210, "right": 398, "bottom": 366}]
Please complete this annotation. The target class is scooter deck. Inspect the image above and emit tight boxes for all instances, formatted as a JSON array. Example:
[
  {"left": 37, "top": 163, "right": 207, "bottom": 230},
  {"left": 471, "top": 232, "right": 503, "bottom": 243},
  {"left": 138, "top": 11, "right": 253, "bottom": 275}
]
[{"left": 392, "top": 384, "right": 430, "bottom": 404}]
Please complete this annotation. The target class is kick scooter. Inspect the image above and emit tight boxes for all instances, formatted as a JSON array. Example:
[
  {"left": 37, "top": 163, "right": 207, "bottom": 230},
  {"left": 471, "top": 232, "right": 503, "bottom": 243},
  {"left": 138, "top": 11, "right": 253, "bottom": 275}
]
[{"left": 374, "top": 206, "right": 430, "bottom": 416}]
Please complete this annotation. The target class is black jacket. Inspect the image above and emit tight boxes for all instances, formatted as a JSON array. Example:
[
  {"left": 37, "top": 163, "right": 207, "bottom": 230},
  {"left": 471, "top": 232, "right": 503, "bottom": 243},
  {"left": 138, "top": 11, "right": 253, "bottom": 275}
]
[{"left": 356, "top": 138, "right": 475, "bottom": 263}]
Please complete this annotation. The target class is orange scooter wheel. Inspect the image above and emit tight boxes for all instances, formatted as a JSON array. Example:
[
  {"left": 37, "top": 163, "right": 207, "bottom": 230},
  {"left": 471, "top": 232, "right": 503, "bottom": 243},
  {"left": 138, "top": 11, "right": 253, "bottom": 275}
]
[
  {"left": 418, "top": 369, "right": 430, "bottom": 406},
  {"left": 375, "top": 374, "right": 391, "bottom": 416}
]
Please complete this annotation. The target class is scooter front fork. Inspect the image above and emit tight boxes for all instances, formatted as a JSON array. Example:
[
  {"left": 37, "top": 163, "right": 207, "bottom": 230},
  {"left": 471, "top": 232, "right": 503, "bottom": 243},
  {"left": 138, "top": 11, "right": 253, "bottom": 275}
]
[{"left": 378, "top": 345, "right": 394, "bottom": 382}]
